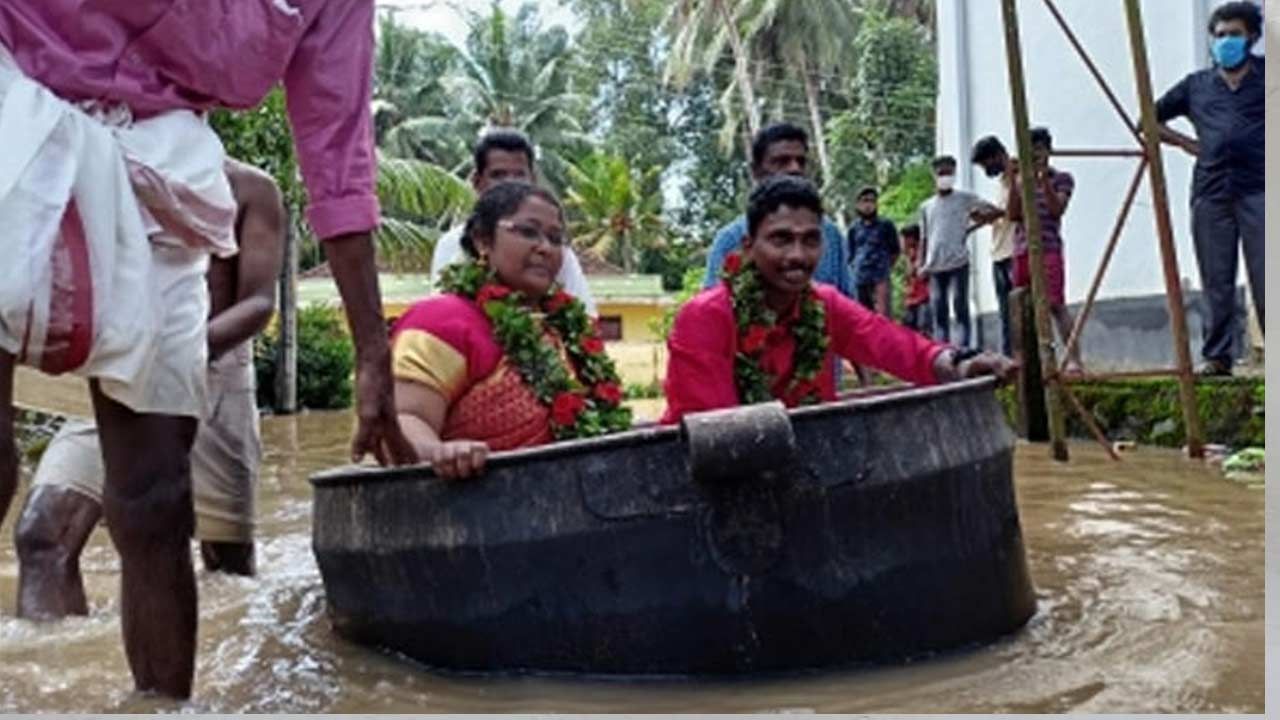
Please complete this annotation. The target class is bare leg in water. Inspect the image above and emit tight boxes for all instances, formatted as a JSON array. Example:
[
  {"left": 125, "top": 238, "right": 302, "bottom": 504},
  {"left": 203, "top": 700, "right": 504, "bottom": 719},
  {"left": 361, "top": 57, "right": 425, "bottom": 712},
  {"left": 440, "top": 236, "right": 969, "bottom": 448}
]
[
  {"left": 0, "top": 351, "right": 14, "bottom": 527},
  {"left": 92, "top": 381, "right": 198, "bottom": 699},
  {"left": 16, "top": 485, "right": 103, "bottom": 618},
  {"left": 17, "top": 491, "right": 255, "bottom": 621}
]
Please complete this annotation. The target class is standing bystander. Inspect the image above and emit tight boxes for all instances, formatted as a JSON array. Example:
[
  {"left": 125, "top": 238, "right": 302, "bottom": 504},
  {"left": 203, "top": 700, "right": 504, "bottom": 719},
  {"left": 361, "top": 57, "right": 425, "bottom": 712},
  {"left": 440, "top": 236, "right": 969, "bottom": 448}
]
[
  {"left": 1006, "top": 127, "right": 1084, "bottom": 375},
  {"left": 916, "top": 156, "right": 1001, "bottom": 347},
  {"left": 1154, "top": 0, "right": 1264, "bottom": 376},
  {"left": 848, "top": 186, "right": 900, "bottom": 316}
]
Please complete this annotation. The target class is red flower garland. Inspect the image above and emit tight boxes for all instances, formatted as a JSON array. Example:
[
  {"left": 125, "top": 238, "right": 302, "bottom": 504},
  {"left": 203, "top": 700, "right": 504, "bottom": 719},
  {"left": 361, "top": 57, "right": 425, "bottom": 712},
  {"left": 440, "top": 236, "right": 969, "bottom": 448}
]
[{"left": 437, "top": 260, "right": 633, "bottom": 440}]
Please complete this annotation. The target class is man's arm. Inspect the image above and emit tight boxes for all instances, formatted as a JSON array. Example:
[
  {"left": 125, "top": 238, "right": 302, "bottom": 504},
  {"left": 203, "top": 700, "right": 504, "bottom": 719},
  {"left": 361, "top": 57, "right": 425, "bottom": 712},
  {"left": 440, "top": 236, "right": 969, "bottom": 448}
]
[
  {"left": 969, "top": 199, "right": 1004, "bottom": 227},
  {"left": 283, "top": 1, "right": 413, "bottom": 465},
  {"left": 916, "top": 204, "right": 932, "bottom": 276},
  {"left": 660, "top": 297, "right": 738, "bottom": 423},
  {"left": 1154, "top": 76, "right": 1199, "bottom": 156},
  {"left": 1157, "top": 125, "right": 1200, "bottom": 157},
  {"left": 827, "top": 289, "right": 946, "bottom": 385},
  {"left": 847, "top": 225, "right": 861, "bottom": 262},
  {"left": 884, "top": 220, "right": 900, "bottom": 262},
  {"left": 1038, "top": 171, "right": 1072, "bottom": 219},
  {"left": 208, "top": 167, "right": 285, "bottom": 360},
  {"left": 1005, "top": 169, "right": 1025, "bottom": 222},
  {"left": 323, "top": 235, "right": 414, "bottom": 465}
]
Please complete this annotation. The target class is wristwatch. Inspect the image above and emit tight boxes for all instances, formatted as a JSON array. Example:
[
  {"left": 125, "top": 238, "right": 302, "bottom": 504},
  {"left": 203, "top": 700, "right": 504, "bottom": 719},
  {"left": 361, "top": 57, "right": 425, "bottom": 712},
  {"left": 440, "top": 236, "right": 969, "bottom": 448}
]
[{"left": 949, "top": 347, "right": 983, "bottom": 370}]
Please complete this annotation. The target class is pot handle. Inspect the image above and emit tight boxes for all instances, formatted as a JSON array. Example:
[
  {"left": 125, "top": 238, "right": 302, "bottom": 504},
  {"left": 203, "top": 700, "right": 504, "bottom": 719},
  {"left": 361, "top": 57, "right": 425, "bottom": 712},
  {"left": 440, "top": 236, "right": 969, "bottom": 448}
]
[{"left": 680, "top": 401, "right": 797, "bottom": 485}]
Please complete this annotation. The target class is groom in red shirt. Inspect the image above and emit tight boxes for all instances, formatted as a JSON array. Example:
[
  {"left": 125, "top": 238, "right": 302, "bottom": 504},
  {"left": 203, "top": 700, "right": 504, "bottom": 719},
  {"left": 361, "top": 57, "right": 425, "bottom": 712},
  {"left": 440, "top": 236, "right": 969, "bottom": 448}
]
[{"left": 662, "top": 176, "right": 1015, "bottom": 423}]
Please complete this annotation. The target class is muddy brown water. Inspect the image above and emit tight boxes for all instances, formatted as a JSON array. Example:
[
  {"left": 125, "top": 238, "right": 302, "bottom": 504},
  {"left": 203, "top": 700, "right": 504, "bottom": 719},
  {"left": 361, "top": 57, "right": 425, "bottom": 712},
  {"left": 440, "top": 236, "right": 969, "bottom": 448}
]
[{"left": 0, "top": 409, "right": 1264, "bottom": 713}]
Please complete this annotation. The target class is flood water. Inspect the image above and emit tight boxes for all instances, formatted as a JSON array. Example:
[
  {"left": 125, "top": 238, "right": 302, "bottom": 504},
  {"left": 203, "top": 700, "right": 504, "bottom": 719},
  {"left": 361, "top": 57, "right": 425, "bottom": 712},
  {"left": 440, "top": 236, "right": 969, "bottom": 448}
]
[{"left": 0, "top": 410, "right": 1264, "bottom": 713}]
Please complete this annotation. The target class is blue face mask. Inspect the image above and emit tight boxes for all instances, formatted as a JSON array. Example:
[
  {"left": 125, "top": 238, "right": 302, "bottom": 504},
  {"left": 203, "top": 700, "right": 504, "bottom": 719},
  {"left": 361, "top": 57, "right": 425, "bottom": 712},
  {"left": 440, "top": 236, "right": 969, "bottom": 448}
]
[{"left": 1211, "top": 35, "right": 1250, "bottom": 69}]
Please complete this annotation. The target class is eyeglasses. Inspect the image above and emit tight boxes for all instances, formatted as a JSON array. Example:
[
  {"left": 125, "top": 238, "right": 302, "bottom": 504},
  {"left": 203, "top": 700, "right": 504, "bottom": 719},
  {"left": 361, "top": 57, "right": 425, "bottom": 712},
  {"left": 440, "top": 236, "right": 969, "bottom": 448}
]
[{"left": 499, "top": 220, "right": 566, "bottom": 248}]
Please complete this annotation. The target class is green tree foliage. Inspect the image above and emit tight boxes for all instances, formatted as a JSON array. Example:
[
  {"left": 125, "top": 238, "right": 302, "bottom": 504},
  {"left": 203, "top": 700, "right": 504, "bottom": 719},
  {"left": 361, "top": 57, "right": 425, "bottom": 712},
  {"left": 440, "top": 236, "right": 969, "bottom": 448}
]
[
  {"left": 375, "top": 156, "right": 476, "bottom": 272},
  {"left": 825, "top": 9, "right": 936, "bottom": 214},
  {"left": 565, "top": 152, "right": 664, "bottom": 273},
  {"left": 452, "top": 1, "right": 590, "bottom": 189},
  {"left": 209, "top": 89, "right": 319, "bottom": 267},
  {"left": 668, "top": 75, "right": 751, "bottom": 246},
  {"left": 255, "top": 305, "right": 355, "bottom": 411},
  {"left": 568, "top": 0, "right": 678, "bottom": 181},
  {"left": 374, "top": 12, "right": 467, "bottom": 167},
  {"left": 664, "top": 0, "right": 762, "bottom": 155},
  {"left": 740, "top": 0, "right": 859, "bottom": 186}
]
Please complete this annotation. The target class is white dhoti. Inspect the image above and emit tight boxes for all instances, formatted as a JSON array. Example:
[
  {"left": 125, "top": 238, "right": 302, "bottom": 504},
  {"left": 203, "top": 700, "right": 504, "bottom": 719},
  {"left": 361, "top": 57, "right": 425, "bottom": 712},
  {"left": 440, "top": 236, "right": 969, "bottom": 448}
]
[
  {"left": 30, "top": 342, "right": 261, "bottom": 543},
  {"left": 0, "top": 46, "right": 236, "bottom": 418}
]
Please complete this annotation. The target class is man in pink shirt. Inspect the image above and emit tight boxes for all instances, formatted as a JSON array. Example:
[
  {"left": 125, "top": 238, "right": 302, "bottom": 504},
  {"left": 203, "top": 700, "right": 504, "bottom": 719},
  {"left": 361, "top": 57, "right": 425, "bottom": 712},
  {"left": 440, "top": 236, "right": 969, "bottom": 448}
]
[
  {"left": 0, "top": 1, "right": 412, "bottom": 699},
  {"left": 662, "top": 176, "right": 1016, "bottom": 424}
]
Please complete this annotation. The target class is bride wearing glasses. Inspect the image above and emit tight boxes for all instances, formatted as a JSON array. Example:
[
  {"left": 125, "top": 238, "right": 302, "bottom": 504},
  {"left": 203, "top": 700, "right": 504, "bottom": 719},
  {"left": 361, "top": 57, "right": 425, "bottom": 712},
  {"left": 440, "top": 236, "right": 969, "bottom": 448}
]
[{"left": 390, "top": 182, "right": 632, "bottom": 479}]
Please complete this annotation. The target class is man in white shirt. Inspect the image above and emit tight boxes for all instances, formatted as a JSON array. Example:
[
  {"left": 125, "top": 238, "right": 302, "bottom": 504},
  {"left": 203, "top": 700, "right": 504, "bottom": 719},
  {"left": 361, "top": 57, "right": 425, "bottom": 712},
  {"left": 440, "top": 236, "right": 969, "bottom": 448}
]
[
  {"left": 971, "top": 136, "right": 1017, "bottom": 356},
  {"left": 430, "top": 130, "right": 596, "bottom": 316}
]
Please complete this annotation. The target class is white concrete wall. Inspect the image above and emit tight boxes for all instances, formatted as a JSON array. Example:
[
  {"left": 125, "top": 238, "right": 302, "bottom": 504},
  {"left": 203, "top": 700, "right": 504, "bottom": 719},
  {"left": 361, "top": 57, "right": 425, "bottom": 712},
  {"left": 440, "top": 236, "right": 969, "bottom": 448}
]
[{"left": 935, "top": 0, "right": 1251, "bottom": 322}]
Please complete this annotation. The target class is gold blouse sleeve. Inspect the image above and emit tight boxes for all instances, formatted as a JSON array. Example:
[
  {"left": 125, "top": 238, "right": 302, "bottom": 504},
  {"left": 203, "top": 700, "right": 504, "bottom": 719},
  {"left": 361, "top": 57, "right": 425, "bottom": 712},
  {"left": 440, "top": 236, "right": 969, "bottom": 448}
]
[{"left": 392, "top": 329, "right": 468, "bottom": 402}]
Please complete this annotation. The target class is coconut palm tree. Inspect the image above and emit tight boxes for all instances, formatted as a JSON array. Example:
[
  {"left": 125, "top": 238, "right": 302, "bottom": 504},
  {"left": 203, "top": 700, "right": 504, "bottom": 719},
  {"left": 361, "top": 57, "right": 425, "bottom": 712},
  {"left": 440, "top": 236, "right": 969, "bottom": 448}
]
[
  {"left": 373, "top": 12, "right": 468, "bottom": 169},
  {"left": 564, "top": 153, "right": 664, "bottom": 273},
  {"left": 447, "top": 1, "right": 591, "bottom": 189},
  {"left": 740, "top": 0, "right": 859, "bottom": 187},
  {"left": 664, "top": 0, "right": 760, "bottom": 157},
  {"left": 374, "top": 156, "right": 475, "bottom": 273}
]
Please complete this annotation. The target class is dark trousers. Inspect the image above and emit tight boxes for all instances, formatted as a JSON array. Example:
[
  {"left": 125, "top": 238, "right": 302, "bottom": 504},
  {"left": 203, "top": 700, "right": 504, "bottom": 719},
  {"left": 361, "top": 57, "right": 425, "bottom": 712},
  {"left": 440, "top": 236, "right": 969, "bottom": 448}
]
[
  {"left": 1192, "top": 192, "right": 1264, "bottom": 365},
  {"left": 856, "top": 282, "right": 875, "bottom": 309},
  {"left": 903, "top": 303, "right": 932, "bottom": 336},
  {"left": 855, "top": 281, "right": 892, "bottom": 315},
  {"left": 931, "top": 266, "right": 971, "bottom": 347},
  {"left": 992, "top": 258, "right": 1014, "bottom": 356}
]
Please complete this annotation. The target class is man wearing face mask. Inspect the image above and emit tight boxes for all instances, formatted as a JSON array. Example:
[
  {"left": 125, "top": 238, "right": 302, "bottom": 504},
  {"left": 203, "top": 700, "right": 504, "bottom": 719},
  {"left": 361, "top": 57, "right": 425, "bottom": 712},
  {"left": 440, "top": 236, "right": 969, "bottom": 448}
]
[
  {"left": 1154, "top": 0, "right": 1264, "bottom": 377},
  {"left": 916, "top": 156, "right": 1001, "bottom": 347}
]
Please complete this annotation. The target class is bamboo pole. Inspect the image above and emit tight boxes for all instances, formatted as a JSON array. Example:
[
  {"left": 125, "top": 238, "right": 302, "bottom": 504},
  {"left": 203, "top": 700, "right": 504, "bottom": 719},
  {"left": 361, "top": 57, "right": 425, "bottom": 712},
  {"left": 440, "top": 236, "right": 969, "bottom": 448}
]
[
  {"left": 1061, "top": 368, "right": 1184, "bottom": 382},
  {"left": 1122, "top": 0, "right": 1204, "bottom": 458},
  {"left": 1051, "top": 149, "right": 1146, "bottom": 158},
  {"left": 1059, "top": 381, "right": 1122, "bottom": 461},
  {"left": 1000, "top": 0, "right": 1069, "bottom": 461},
  {"left": 274, "top": 214, "right": 299, "bottom": 414}
]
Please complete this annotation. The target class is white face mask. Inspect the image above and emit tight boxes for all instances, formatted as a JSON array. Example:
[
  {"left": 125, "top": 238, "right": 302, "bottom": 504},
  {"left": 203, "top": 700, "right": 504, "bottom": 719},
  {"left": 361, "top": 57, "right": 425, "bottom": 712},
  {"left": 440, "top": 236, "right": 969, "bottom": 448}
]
[{"left": 936, "top": 176, "right": 956, "bottom": 191}]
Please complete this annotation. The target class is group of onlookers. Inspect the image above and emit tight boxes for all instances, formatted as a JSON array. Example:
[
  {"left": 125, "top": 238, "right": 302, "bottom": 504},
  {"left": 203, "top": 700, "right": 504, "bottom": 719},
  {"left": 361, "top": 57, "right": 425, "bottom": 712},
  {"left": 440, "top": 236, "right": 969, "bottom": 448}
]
[{"left": 849, "top": 0, "right": 1263, "bottom": 379}]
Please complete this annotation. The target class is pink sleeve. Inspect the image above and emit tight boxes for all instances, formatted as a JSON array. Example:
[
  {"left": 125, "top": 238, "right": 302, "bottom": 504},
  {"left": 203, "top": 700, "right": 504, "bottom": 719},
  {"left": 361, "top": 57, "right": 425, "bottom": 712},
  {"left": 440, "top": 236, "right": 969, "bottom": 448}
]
[
  {"left": 660, "top": 292, "right": 739, "bottom": 424},
  {"left": 820, "top": 285, "right": 946, "bottom": 386},
  {"left": 283, "top": 0, "right": 380, "bottom": 240}
]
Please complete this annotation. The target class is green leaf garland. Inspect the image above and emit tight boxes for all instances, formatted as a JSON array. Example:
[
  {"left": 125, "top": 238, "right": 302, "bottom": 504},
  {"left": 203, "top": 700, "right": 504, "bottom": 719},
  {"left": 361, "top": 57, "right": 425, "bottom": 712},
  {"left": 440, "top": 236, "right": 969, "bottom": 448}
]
[
  {"left": 721, "top": 252, "right": 829, "bottom": 407},
  {"left": 438, "top": 260, "right": 632, "bottom": 440}
]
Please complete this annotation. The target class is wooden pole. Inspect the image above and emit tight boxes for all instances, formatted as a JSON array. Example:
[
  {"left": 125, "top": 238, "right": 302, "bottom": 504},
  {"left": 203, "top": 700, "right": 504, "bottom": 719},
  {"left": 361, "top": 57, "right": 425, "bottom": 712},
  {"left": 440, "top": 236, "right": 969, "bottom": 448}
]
[
  {"left": 274, "top": 214, "right": 299, "bottom": 415},
  {"left": 1009, "top": 288, "right": 1048, "bottom": 441},
  {"left": 1059, "top": 382, "right": 1123, "bottom": 461},
  {"left": 1050, "top": 149, "right": 1146, "bottom": 158},
  {"left": 999, "top": 0, "right": 1069, "bottom": 461},
  {"left": 1122, "top": 0, "right": 1204, "bottom": 458}
]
